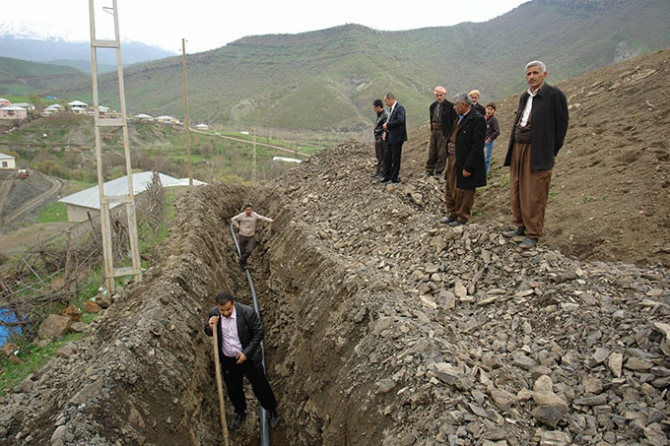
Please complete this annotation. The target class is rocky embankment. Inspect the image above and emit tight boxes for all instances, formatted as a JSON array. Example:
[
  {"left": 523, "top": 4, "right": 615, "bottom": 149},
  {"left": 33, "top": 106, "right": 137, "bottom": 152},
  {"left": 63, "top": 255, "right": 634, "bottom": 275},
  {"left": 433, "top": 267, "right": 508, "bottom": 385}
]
[{"left": 1, "top": 141, "right": 669, "bottom": 445}]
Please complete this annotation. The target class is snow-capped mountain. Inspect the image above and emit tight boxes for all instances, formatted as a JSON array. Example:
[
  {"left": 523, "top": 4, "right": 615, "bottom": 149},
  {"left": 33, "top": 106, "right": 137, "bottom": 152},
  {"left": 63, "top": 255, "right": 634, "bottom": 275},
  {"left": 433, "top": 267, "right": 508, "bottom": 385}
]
[
  {"left": 0, "top": 19, "right": 85, "bottom": 43},
  {"left": 0, "top": 20, "right": 176, "bottom": 72}
]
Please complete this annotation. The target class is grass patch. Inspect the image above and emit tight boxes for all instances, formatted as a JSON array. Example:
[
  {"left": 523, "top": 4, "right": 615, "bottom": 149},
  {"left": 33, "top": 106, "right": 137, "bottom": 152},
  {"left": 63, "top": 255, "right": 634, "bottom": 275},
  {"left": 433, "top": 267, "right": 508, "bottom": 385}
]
[
  {"left": 0, "top": 332, "right": 83, "bottom": 396},
  {"left": 36, "top": 202, "right": 68, "bottom": 223}
]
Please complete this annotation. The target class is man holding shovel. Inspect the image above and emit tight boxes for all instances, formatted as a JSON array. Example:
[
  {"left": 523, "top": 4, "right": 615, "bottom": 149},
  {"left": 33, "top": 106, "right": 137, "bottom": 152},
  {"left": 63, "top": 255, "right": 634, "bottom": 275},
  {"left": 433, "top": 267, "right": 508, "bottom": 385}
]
[{"left": 204, "top": 291, "right": 280, "bottom": 431}]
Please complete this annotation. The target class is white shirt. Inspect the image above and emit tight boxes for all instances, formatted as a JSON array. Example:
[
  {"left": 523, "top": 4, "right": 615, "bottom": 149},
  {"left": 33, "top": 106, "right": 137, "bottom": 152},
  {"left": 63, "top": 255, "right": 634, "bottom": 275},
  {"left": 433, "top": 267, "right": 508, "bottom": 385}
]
[
  {"left": 219, "top": 306, "right": 243, "bottom": 357},
  {"left": 388, "top": 101, "right": 397, "bottom": 117},
  {"left": 520, "top": 87, "right": 538, "bottom": 127}
]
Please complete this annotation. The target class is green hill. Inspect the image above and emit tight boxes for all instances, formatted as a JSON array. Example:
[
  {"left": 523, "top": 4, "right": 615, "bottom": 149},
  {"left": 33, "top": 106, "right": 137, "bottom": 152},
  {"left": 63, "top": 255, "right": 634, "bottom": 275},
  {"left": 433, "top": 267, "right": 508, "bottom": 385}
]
[
  {"left": 20, "top": 0, "right": 670, "bottom": 140},
  {"left": 0, "top": 57, "right": 87, "bottom": 96}
]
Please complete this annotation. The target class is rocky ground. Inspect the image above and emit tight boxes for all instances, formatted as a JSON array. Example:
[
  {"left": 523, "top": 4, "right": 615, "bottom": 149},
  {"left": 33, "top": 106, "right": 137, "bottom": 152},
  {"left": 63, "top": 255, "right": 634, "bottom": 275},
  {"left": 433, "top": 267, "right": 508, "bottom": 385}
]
[{"left": 0, "top": 50, "right": 669, "bottom": 445}]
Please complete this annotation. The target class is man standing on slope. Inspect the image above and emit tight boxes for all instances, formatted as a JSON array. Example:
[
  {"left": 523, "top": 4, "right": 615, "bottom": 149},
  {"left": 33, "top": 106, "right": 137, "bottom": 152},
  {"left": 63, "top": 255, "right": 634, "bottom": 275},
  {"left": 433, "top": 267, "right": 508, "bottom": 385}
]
[
  {"left": 231, "top": 204, "right": 273, "bottom": 267},
  {"left": 503, "top": 60, "right": 569, "bottom": 249},
  {"left": 372, "top": 99, "right": 388, "bottom": 179},
  {"left": 440, "top": 93, "right": 487, "bottom": 226},
  {"left": 380, "top": 93, "right": 407, "bottom": 184},
  {"left": 424, "top": 86, "right": 456, "bottom": 180}
]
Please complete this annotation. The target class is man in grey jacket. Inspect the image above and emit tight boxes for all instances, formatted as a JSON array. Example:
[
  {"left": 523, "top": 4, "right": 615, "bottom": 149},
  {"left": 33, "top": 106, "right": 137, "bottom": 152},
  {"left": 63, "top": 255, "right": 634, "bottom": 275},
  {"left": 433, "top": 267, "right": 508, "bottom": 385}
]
[{"left": 231, "top": 204, "right": 273, "bottom": 267}]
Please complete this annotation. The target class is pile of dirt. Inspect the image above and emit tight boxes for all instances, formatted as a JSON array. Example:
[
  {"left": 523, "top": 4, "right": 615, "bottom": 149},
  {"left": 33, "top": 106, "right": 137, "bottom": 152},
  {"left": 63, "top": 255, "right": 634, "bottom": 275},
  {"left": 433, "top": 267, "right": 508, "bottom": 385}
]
[{"left": 1, "top": 50, "right": 669, "bottom": 446}]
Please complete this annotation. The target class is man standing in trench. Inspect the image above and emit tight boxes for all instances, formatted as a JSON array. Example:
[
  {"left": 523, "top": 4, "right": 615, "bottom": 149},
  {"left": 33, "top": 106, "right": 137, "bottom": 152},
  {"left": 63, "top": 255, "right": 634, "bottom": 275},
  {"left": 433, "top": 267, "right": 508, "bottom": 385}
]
[
  {"left": 503, "top": 60, "right": 569, "bottom": 248},
  {"left": 231, "top": 204, "right": 273, "bottom": 267},
  {"left": 204, "top": 291, "right": 280, "bottom": 431}
]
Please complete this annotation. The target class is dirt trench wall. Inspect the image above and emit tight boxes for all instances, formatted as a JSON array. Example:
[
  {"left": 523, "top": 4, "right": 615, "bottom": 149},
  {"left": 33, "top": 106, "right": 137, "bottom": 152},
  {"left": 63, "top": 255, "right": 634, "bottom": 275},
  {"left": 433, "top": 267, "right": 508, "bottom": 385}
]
[
  {"left": 2, "top": 182, "right": 395, "bottom": 445},
  {"left": 255, "top": 195, "right": 400, "bottom": 445},
  {"left": 1, "top": 185, "right": 244, "bottom": 445}
]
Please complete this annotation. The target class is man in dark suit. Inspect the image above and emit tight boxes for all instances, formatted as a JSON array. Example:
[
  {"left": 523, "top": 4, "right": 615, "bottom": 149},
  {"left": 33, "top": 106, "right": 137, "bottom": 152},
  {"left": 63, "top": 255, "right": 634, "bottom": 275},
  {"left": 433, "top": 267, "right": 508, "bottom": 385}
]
[
  {"left": 204, "top": 291, "right": 280, "bottom": 431},
  {"left": 503, "top": 60, "right": 569, "bottom": 249},
  {"left": 380, "top": 93, "right": 407, "bottom": 184},
  {"left": 440, "top": 92, "right": 487, "bottom": 226}
]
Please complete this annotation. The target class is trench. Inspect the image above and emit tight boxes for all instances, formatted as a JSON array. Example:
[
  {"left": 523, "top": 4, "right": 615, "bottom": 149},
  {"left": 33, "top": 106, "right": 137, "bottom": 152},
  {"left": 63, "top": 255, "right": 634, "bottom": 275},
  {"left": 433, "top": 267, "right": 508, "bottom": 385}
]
[{"left": 2, "top": 182, "right": 390, "bottom": 446}]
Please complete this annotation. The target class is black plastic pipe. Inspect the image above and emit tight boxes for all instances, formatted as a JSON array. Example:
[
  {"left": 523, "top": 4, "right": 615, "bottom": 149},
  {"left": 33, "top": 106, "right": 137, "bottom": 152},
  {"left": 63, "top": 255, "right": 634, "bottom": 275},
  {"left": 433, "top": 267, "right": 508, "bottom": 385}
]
[{"left": 230, "top": 223, "right": 271, "bottom": 446}]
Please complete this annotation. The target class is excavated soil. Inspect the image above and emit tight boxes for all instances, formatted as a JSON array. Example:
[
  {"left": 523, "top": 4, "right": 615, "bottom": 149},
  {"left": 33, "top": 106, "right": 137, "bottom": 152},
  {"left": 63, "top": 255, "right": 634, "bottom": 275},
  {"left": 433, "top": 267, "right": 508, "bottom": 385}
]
[{"left": 1, "top": 50, "right": 670, "bottom": 446}]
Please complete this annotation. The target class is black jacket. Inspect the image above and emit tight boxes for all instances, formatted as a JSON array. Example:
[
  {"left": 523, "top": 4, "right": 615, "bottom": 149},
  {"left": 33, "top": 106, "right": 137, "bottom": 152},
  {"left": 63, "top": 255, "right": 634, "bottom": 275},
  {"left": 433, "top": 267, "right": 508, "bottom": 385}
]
[
  {"left": 373, "top": 109, "right": 388, "bottom": 140},
  {"left": 454, "top": 109, "right": 487, "bottom": 190},
  {"left": 204, "top": 302, "right": 264, "bottom": 366},
  {"left": 473, "top": 103, "right": 486, "bottom": 117},
  {"left": 386, "top": 102, "right": 408, "bottom": 144},
  {"left": 429, "top": 100, "right": 457, "bottom": 139},
  {"left": 504, "top": 82, "right": 569, "bottom": 170}
]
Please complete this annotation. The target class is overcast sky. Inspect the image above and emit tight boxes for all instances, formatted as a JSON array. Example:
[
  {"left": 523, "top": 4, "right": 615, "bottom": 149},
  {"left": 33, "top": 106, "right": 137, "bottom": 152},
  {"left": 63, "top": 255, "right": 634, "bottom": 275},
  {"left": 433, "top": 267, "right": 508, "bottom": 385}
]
[{"left": 4, "top": 0, "right": 530, "bottom": 54}]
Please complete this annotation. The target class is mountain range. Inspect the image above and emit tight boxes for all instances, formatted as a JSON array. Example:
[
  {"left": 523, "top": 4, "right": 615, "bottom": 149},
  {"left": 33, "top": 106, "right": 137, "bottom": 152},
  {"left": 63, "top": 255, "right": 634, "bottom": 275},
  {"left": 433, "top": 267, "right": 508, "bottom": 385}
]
[
  {"left": 0, "top": 20, "right": 177, "bottom": 74},
  {"left": 3, "top": 0, "right": 670, "bottom": 140}
]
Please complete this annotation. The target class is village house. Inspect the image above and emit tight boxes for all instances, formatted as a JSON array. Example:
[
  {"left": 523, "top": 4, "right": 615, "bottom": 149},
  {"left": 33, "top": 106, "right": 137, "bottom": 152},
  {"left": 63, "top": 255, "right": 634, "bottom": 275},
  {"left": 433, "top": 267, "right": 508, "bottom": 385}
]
[
  {"left": 0, "top": 105, "right": 28, "bottom": 120},
  {"left": 68, "top": 100, "right": 89, "bottom": 115},
  {"left": 58, "top": 171, "right": 205, "bottom": 222},
  {"left": 132, "top": 114, "right": 155, "bottom": 122},
  {"left": 0, "top": 153, "right": 17, "bottom": 170},
  {"left": 0, "top": 98, "right": 10, "bottom": 107},
  {"left": 41, "top": 104, "right": 66, "bottom": 116},
  {"left": 155, "top": 116, "right": 180, "bottom": 125},
  {"left": 12, "top": 102, "right": 35, "bottom": 111}
]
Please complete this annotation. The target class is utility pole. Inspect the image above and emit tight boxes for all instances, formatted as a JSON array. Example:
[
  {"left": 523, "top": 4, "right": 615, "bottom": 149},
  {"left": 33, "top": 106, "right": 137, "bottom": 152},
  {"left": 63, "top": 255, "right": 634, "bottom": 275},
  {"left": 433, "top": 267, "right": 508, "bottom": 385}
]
[
  {"left": 252, "top": 127, "right": 257, "bottom": 184},
  {"left": 88, "top": 0, "right": 142, "bottom": 293},
  {"left": 182, "top": 38, "right": 193, "bottom": 186}
]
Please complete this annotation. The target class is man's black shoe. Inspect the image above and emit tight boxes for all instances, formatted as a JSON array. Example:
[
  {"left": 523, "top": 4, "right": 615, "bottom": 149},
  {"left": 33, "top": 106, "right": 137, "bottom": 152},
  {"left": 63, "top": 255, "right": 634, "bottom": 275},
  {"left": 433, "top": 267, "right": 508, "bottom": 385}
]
[
  {"left": 520, "top": 237, "right": 537, "bottom": 249},
  {"left": 269, "top": 411, "right": 280, "bottom": 429},
  {"left": 230, "top": 412, "right": 246, "bottom": 430},
  {"left": 378, "top": 177, "right": 390, "bottom": 183},
  {"left": 440, "top": 215, "right": 457, "bottom": 224},
  {"left": 504, "top": 226, "right": 525, "bottom": 238},
  {"left": 449, "top": 220, "right": 465, "bottom": 227}
]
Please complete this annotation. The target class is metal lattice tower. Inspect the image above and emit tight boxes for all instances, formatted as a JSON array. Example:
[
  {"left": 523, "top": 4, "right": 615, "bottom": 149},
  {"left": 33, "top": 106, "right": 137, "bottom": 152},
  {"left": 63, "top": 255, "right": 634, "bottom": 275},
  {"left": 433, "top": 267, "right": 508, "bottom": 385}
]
[{"left": 88, "top": 0, "right": 142, "bottom": 293}]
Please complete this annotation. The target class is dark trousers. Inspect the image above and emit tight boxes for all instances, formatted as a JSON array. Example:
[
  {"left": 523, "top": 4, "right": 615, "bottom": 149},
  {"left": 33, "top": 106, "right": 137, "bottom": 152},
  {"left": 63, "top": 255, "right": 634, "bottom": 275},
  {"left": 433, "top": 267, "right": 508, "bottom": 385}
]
[
  {"left": 374, "top": 138, "right": 386, "bottom": 176},
  {"left": 238, "top": 235, "right": 255, "bottom": 263},
  {"left": 383, "top": 141, "right": 404, "bottom": 182},
  {"left": 425, "top": 129, "right": 447, "bottom": 174},
  {"left": 509, "top": 142, "right": 552, "bottom": 239},
  {"left": 444, "top": 152, "right": 476, "bottom": 223},
  {"left": 222, "top": 356, "right": 278, "bottom": 415}
]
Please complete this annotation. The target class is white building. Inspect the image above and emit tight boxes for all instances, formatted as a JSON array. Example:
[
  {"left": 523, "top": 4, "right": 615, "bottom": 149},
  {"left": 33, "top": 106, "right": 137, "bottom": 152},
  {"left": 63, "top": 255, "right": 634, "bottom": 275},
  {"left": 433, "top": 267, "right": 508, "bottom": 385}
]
[
  {"left": 132, "top": 114, "right": 155, "bottom": 122},
  {"left": 42, "top": 104, "right": 66, "bottom": 116},
  {"left": 155, "top": 116, "right": 180, "bottom": 125},
  {"left": 68, "top": 100, "right": 88, "bottom": 115},
  {"left": 58, "top": 172, "right": 206, "bottom": 222},
  {"left": 0, "top": 106, "right": 27, "bottom": 120},
  {"left": 0, "top": 153, "right": 16, "bottom": 170}
]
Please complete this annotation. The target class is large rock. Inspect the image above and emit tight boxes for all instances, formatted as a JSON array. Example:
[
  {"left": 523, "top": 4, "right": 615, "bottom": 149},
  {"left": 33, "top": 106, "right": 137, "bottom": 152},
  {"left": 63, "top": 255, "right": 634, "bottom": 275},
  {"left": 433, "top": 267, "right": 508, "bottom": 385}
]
[{"left": 37, "top": 314, "right": 72, "bottom": 340}]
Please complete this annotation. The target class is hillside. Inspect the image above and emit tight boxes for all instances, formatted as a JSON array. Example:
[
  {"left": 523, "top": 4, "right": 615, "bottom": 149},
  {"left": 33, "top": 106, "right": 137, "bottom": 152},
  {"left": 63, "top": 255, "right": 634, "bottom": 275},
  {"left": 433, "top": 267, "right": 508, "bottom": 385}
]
[
  {"left": 1, "top": 45, "right": 670, "bottom": 446},
  {"left": 44, "top": 0, "right": 670, "bottom": 140},
  {"left": 0, "top": 56, "right": 87, "bottom": 97}
]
